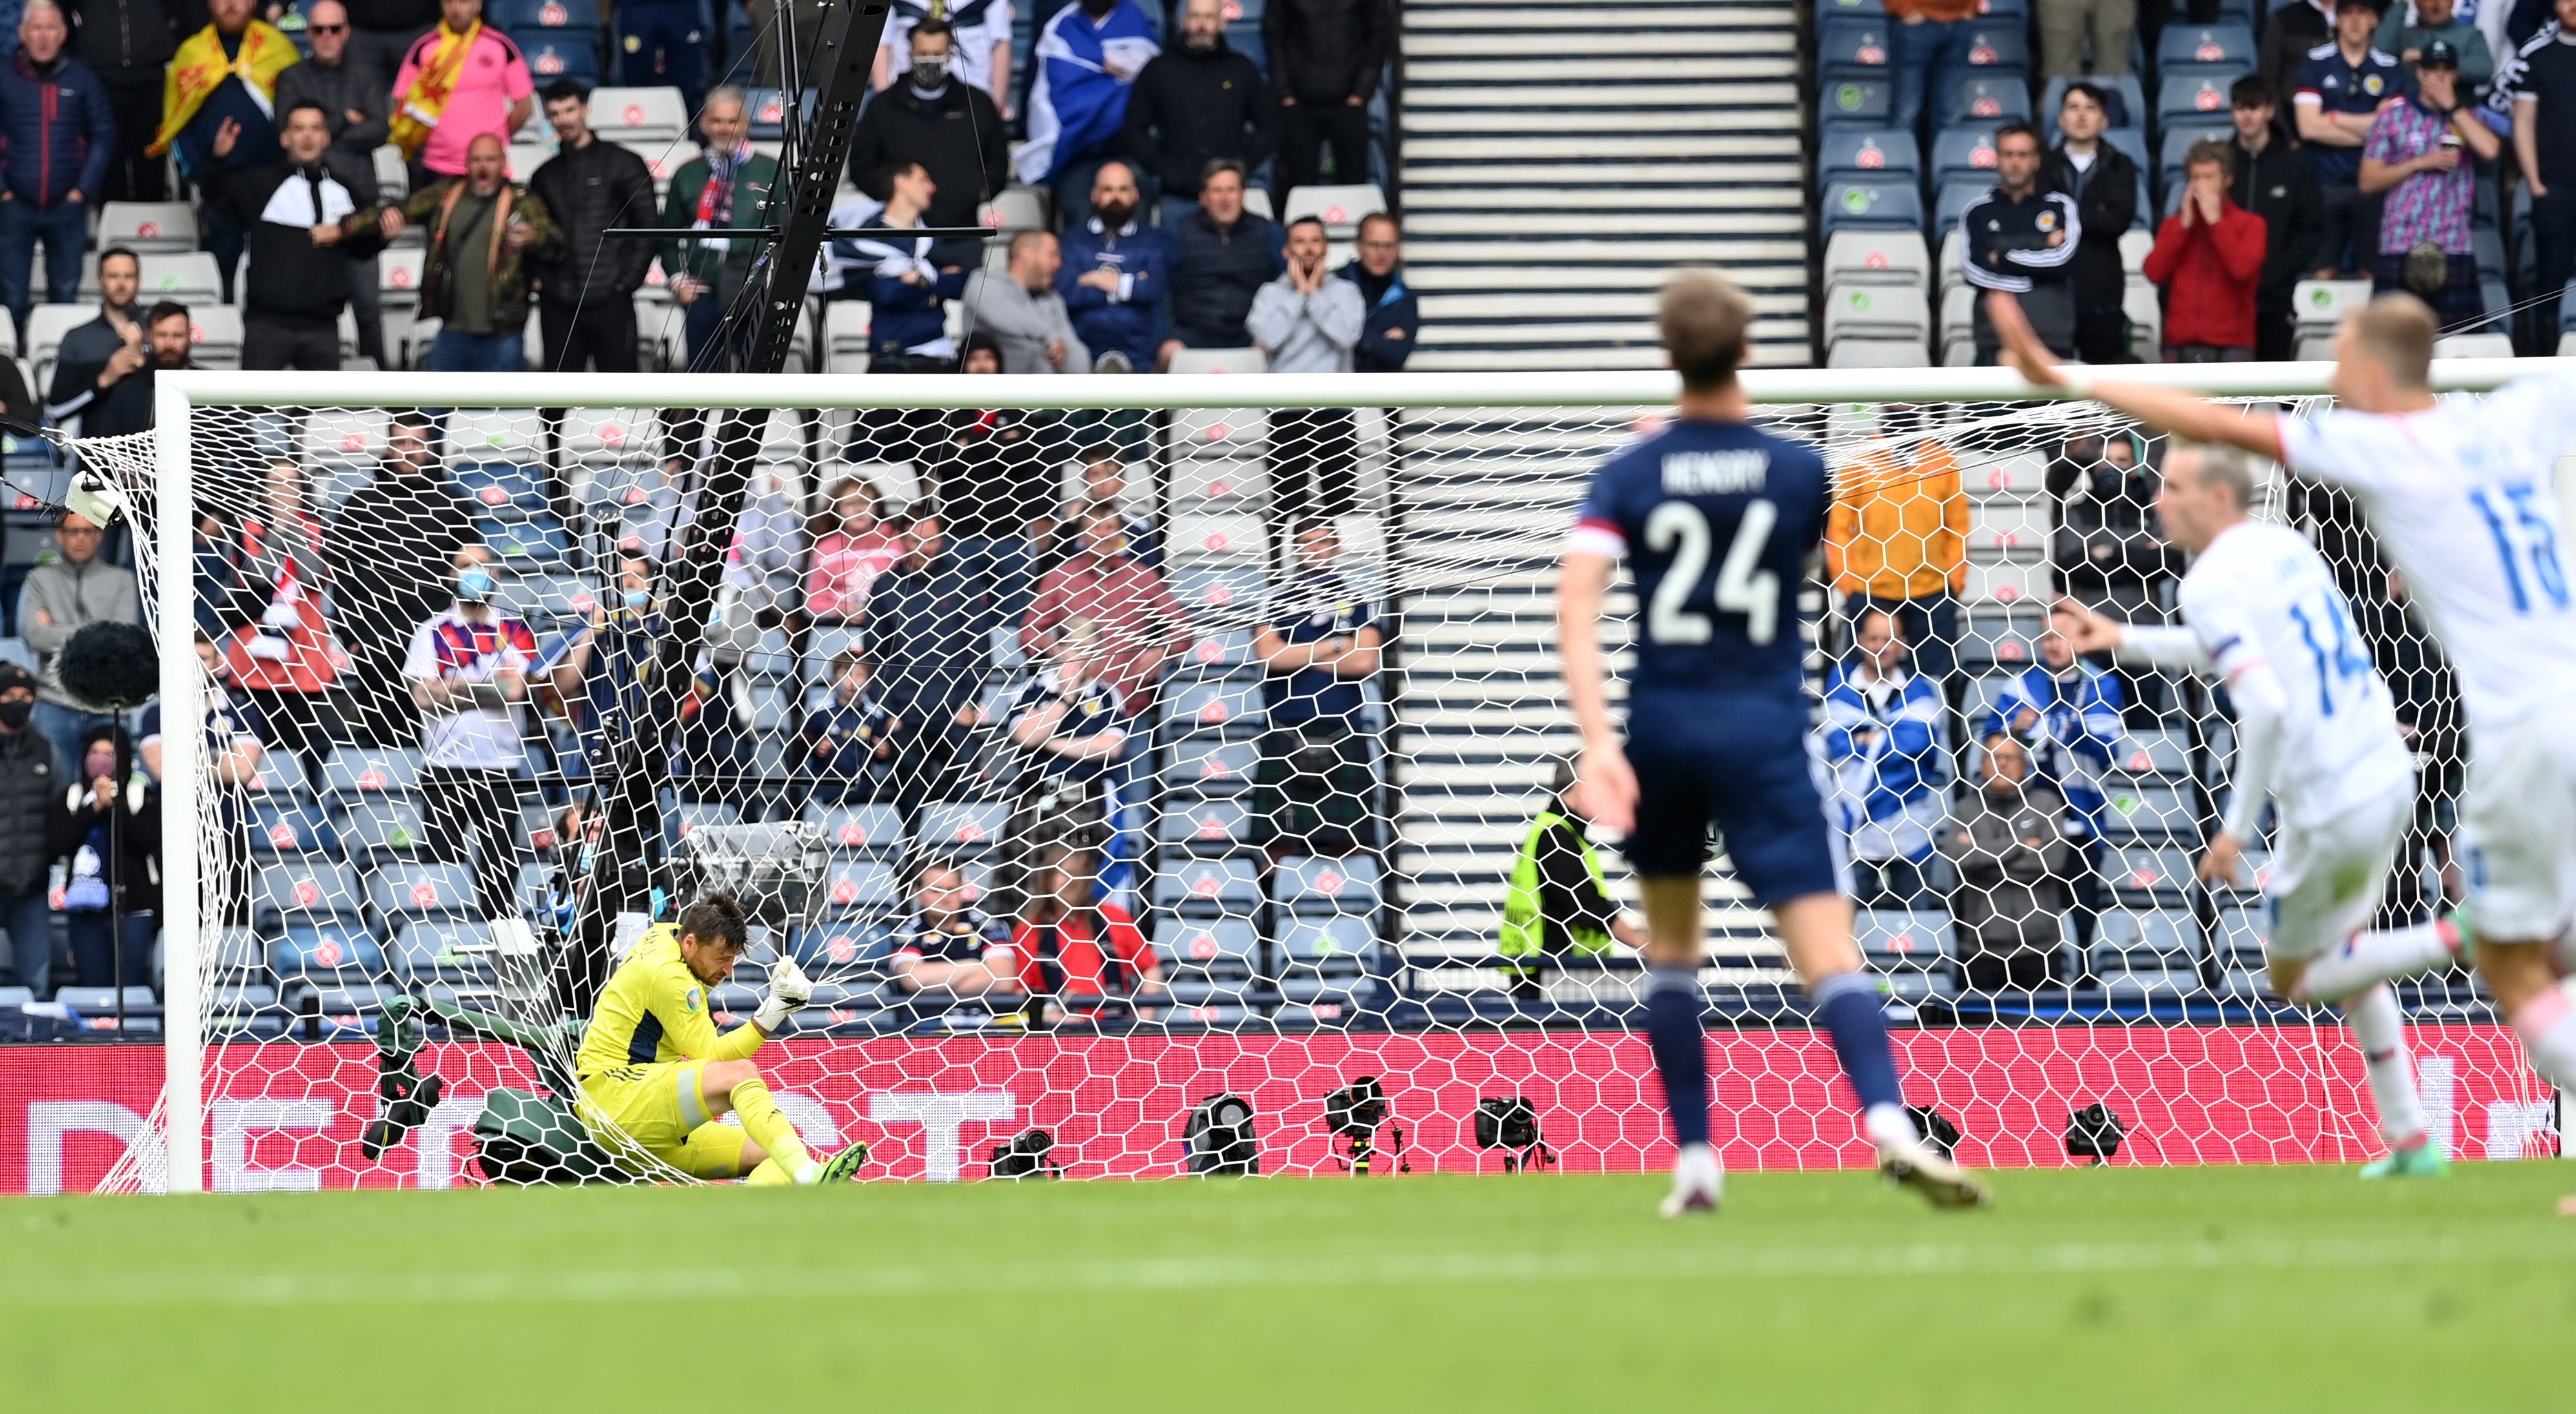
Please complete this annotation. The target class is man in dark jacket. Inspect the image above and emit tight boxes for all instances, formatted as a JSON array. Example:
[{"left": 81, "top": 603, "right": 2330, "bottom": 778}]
[
  {"left": 329, "top": 411, "right": 477, "bottom": 746},
  {"left": 850, "top": 158, "right": 973, "bottom": 369},
  {"left": 271, "top": 1, "right": 392, "bottom": 364},
  {"left": 861, "top": 509, "right": 999, "bottom": 815},
  {"left": 0, "top": 4, "right": 116, "bottom": 335},
  {"left": 1338, "top": 210, "right": 1416, "bottom": 372},
  {"left": 1264, "top": 0, "right": 1388, "bottom": 196},
  {"left": 1055, "top": 159, "right": 1170, "bottom": 372},
  {"left": 2229, "top": 75, "right": 2324, "bottom": 361},
  {"left": 1123, "top": 0, "right": 1275, "bottom": 225},
  {"left": 527, "top": 78, "right": 655, "bottom": 372},
  {"left": 1157, "top": 158, "right": 1284, "bottom": 367},
  {"left": 0, "top": 663, "right": 59, "bottom": 997},
  {"left": 844, "top": 17, "right": 1009, "bottom": 232},
  {"left": 2041, "top": 81, "right": 2139, "bottom": 364},
  {"left": 207, "top": 100, "right": 394, "bottom": 371},
  {"left": 48, "top": 293, "right": 187, "bottom": 435},
  {"left": 1940, "top": 732, "right": 2079, "bottom": 994},
  {"left": 65, "top": 0, "right": 176, "bottom": 200}
]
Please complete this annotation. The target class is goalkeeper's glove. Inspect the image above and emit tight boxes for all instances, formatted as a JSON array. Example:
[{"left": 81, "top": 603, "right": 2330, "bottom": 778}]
[{"left": 752, "top": 956, "right": 815, "bottom": 1033}]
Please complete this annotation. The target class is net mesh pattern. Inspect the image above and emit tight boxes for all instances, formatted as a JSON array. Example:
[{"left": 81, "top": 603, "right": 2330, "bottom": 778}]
[{"left": 80, "top": 385, "right": 2555, "bottom": 1191}]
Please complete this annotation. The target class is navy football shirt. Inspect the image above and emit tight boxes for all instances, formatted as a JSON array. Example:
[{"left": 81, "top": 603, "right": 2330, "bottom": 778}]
[{"left": 1569, "top": 418, "right": 1830, "bottom": 695}]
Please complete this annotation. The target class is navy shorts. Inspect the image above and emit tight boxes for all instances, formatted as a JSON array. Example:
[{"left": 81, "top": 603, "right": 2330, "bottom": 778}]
[{"left": 1622, "top": 688, "right": 1845, "bottom": 905}]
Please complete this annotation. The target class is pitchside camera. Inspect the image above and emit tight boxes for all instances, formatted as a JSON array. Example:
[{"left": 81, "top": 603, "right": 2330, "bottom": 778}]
[
  {"left": 1475, "top": 1096, "right": 1555, "bottom": 1173},
  {"left": 988, "top": 1129, "right": 1063, "bottom": 1179},
  {"left": 1907, "top": 1104, "right": 1963, "bottom": 1162},
  {"left": 2066, "top": 1102, "right": 2127, "bottom": 1165},
  {"left": 1185, "top": 1093, "right": 1260, "bottom": 1175},
  {"left": 1322, "top": 1076, "right": 1408, "bottom": 1175}
]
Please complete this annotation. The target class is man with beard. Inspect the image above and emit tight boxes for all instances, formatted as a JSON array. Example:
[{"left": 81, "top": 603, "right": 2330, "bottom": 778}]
[
  {"left": 1054, "top": 159, "right": 1169, "bottom": 373},
  {"left": 328, "top": 411, "right": 477, "bottom": 746}
]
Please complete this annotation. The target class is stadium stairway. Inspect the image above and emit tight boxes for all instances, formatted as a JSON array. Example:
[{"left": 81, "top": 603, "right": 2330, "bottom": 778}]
[{"left": 1395, "top": 0, "right": 1813, "bottom": 370}]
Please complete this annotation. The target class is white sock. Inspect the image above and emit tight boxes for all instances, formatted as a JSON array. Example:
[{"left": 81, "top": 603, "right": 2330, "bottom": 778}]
[
  {"left": 2294, "top": 921, "right": 2457, "bottom": 1005},
  {"left": 2342, "top": 985, "right": 2427, "bottom": 1149},
  {"left": 2510, "top": 989, "right": 2576, "bottom": 1091},
  {"left": 1863, "top": 1102, "right": 1918, "bottom": 1151}
]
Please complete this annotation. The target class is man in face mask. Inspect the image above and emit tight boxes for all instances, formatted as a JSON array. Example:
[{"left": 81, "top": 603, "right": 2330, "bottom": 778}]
[
  {"left": 843, "top": 17, "right": 1010, "bottom": 234},
  {"left": 404, "top": 544, "right": 535, "bottom": 922},
  {"left": 0, "top": 664, "right": 57, "bottom": 996},
  {"left": 1054, "top": 158, "right": 1171, "bottom": 374}
]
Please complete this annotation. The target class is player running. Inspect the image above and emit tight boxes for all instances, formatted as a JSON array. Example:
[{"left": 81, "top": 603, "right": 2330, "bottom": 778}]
[
  {"left": 574, "top": 890, "right": 870, "bottom": 1185},
  {"left": 2050, "top": 442, "right": 2450, "bottom": 1177},
  {"left": 1557, "top": 269, "right": 1990, "bottom": 1216},
  {"left": 1991, "top": 289, "right": 2576, "bottom": 1110}
]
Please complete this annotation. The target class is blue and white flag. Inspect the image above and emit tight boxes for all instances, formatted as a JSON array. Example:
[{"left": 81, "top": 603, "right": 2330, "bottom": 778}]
[{"left": 1015, "top": 0, "right": 1158, "bottom": 185}]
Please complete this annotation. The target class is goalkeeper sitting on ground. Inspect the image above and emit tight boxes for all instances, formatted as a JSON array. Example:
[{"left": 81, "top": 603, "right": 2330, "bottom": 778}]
[{"left": 574, "top": 890, "right": 867, "bottom": 1185}]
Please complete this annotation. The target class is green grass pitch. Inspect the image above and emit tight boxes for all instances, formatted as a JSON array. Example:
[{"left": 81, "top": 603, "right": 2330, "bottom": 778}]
[{"left": 6, "top": 1163, "right": 2575, "bottom": 1410}]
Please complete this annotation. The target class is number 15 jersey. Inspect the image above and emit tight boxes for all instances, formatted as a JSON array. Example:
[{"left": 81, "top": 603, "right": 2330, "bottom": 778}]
[
  {"left": 2277, "top": 373, "right": 2576, "bottom": 733},
  {"left": 1567, "top": 418, "right": 1832, "bottom": 697}
]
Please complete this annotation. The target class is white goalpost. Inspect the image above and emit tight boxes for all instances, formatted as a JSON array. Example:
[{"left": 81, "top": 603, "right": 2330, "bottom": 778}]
[{"left": 92, "top": 358, "right": 2559, "bottom": 1194}]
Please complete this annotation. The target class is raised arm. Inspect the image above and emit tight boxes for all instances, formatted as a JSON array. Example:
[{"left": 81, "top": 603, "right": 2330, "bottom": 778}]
[{"left": 1988, "top": 291, "right": 2282, "bottom": 457}]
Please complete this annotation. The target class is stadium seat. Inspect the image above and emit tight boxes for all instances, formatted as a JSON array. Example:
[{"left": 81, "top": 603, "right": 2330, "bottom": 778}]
[
  {"left": 1823, "top": 229, "right": 1930, "bottom": 289},
  {"left": 1282, "top": 183, "right": 1388, "bottom": 240},
  {"left": 446, "top": 408, "right": 546, "bottom": 460},
  {"left": 2158, "top": 122, "right": 2233, "bottom": 182},
  {"left": 1929, "top": 126, "right": 2001, "bottom": 185},
  {"left": 1151, "top": 857, "right": 1262, "bottom": 914},
  {"left": 2109, "top": 844, "right": 2196, "bottom": 903},
  {"left": 1937, "top": 74, "right": 2031, "bottom": 127},
  {"left": 823, "top": 302, "right": 872, "bottom": 374},
  {"left": 255, "top": 859, "right": 362, "bottom": 927},
  {"left": 1276, "top": 854, "right": 1380, "bottom": 914},
  {"left": 1819, "top": 77, "right": 1894, "bottom": 131},
  {"left": 136, "top": 251, "right": 221, "bottom": 306},
  {"left": 1170, "top": 739, "right": 1258, "bottom": 796},
  {"left": 389, "top": 918, "right": 495, "bottom": 979},
  {"left": 1176, "top": 626, "right": 1254, "bottom": 676},
  {"left": 1822, "top": 282, "right": 1932, "bottom": 347},
  {"left": 240, "top": 753, "right": 311, "bottom": 800},
  {"left": 1958, "top": 23, "right": 2029, "bottom": 68},
  {"left": 337, "top": 796, "right": 428, "bottom": 866},
  {"left": 1818, "top": 128, "right": 1920, "bottom": 187},
  {"left": 589, "top": 87, "right": 690, "bottom": 145},
  {"left": 1855, "top": 908, "right": 1956, "bottom": 992},
  {"left": 1277, "top": 913, "right": 1377, "bottom": 990},
  {"left": 320, "top": 746, "right": 424, "bottom": 800},
  {"left": 1169, "top": 512, "right": 1266, "bottom": 566},
  {"left": 792, "top": 918, "right": 893, "bottom": 974},
  {"left": 1966, "top": 492, "right": 2045, "bottom": 559},
  {"left": 1819, "top": 179, "right": 1923, "bottom": 236},
  {"left": 368, "top": 862, "right": 480, "bottom": 922},
  {"left": 1172, "top": 565, "right": 1267, "bottom": 617},
  {"left": 453, "top": 462, "right": 548, "bottom": 518},
  {"left": 514, "top": 35, "right": 598, "bottom": 83},
  {"left": 478, "top": 513, "right": 571, "bottom": 567},
  {"left": 380, "top": 245, "right": 426, "bottom": 312},
  {"left": 247, "top": 800, "right": 338, "bottom": 859},
  {"left": 918, "top": 801, "right": 1010, "bottom": 854},
  {"left": 2156, "top": 21, "right": 2254, "bottom": 68},
  {"left": 1933, "top": 175, "right": 1996, "bottom": 235},
  {"left": 2156, "top": 74, "right": 2236, "bottom": 127},
  {"left": 1163, "top": 679, "right": 1264, "bottom": 739},
  {"left": 562, "top": 407, "right": 658, "bottom": 464},
  {"left": 25, "top": 302, "right": 88, "bottom": 386},
  {"left": 1165, "top": 347, "right": 1267, "bottom": 376},
  {"left": 97, "top": 201, "right": 198, "bottom": 254},
  {"left": 489, "top": 0, "right": 599, "bottom": 25},
  {"left": 1963, "top": 558, "right": 2044, "bottom": 604},
  {"left": 2292, "top": 278, "right": 2373, "bottom": 346},
  {"left": 1828, "top": 334, "right": 1930, "bottom": 369},
  {"left": 1156, "top": 797, "right": 1253, "bottom": 851},
  {"left": 271, "top": 924, "right": 387, "bottom": 977},
  {"left": 1817, "top": 17, "right": 1890, "bottom": 76},
  {"left": 2435, "top": 332, "right": 2515, "bottom": 358},
  {"left": 2099, "top": 783, "right": 2190, "bottom": 842},
  {"left": 807, "top": 803, "right": 905, "bottom": 856},
  {"left": 1156, "top": 916, "right": 1263, "bottom": 1003},
  {"left": 820, "top": 857, "right": 901, "bottom": 914}
]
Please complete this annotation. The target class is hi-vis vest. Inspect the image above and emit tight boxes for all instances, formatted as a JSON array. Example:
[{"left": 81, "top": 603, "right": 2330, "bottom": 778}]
[{"left": 1499, "top": 808, "right": 1613, "bottom": 959}]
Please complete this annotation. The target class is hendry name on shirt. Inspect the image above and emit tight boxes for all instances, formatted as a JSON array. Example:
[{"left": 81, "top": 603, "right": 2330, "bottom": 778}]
[{"left": 1660, "top": 450, "right": 1768, "bottom": 496}]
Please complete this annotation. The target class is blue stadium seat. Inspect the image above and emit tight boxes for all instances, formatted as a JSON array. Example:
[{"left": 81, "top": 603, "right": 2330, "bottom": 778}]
[
  {"left": 1934, "top": 175, "right": 1998, "bottom": 235},
  {"left": 1162, "top": 679, "right": 1265, "bottom": 739},
  {"left": 1277, "top": 914, "right": 1378, "bottom": 1003},
  {"left": 1815, "top": 0, "right": 1881, "bottom": 19},
  {"left": 1819, "top": 78, "right": 1894, "bottom": 132},
  {"left": 2156, "top": 22, "right": 2255, "bottom": 68},
  {"left": 389, "top": 919, "right": 493, "bottom": 979},
  {"left": 513, "top": 33, "right": 600, "bottom": 83},
  {"left": 2109, "top": 844, "right": 2196, "bottom": 903},
  {"left": 368, "top": 861, "right": 480, "bottom": 923},
  {"left": 271, "top": 923, "right": 386, "bottom": 977},
  {"left": 1930, "top": 126, "right": 2001, "bottom": 184},
  {"left": 453, "top": 462, "right": 548, "bottom": 518},
  {"left": 2158, "top": 122, "right": 2233, "bottom": 185},
  {"left": 247, "top": 800, "right": 339, "bottom": 859},
  {"left": 2156, "top": 73, "right": 2236, "bottom": 127},
  {"left": 1151, "top": 857, "right": 1262, "bottom": 914},
  {"left": 1818, "top": 16, "right": 1892, "bottom": 77},
  {"left": 320, "top": 746, "right": 424, "bottom": 800},
  {"left": 1821, "top": 178, "right": 1924, "bottom": 236},
  {"left": 743, "top": 87, "right": 815, "bottom": 141},
  {"left": 1171, "top": 566, "right": 1267, "bottom": 617},
  {"left": 255, "top": 859, "right": 361, "bottom": 928},
  {"left": 1854, "top": 908, "right": 1956, "bottom": 999},
  {"left": 1154, "top": 916, "right": 1260, "bottom": 974},
  {"left": 1170, "top": 739, "right": 1257, "bottom": 797},
  {"left": 821, "top": 857, "right": 901, "bottom": 915},
  {"left": 240, "top": 753, "right": 309, "bottom": 801},
  {"left": 1174, "top": 626, "right": 1252, "bottom": 675},
  {"left": 489, "top": 0, "right": 599, "bottom": 26},
  {"left": 478, "top": 513, "right": 571, "bottom": 568},
  {"left": 1938, "top": 74, "right": 2032, "bottom": 127},
  {"left": 1819, "top": 128, "right": 1921, "bottom": 187},
  {"left": 1974, "top": 0, "right": 2029, "bottom": 17},
  {"left": 2113, "top": 728, "right": 2192, "bottom": 777},
  {"left": 2099, "top": 783, "right": 2191, "bottom": 843},
  {"left": 807, "top": 803, "right": 904, "bottom": 856},
  {"left": 792, "top": 919, "right": 894, "bottom": 974},
  {"left": 1274, "top": 854, "right": 1380, "bottom": 914},
  {"left": 1157, "top": 798, "right": 1253, "bottom": 852},
  {"left": 918, "top": 801, "right": 1010, "bottom": 855},
  {"left": 334, "top": 795, "right": 426, "bottom": 865},
  {"left": 1957, "top": 23, "right": 2029, "bottom": 70}
]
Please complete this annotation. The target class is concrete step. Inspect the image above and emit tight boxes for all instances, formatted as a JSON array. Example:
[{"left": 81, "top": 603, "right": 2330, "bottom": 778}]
[
  {"left": 1406, "top": 6, "right": 1796, "bottom": 32},
  {"left": 1409, "top": 209, "right": 1804, "bottom": 240},
  {"left": 1406, "top": 54, "right": 1794, "bottom": 83},
  {"left": 1402, "top": 128, "right": 1802, "bottom": 160},
  {"left": 1402, "top": 108, "right": 1803, "bottom": 136},
  {"left": 1393, "top": 238, "right": 1810, "bottom": 265},
  {"left": 1416, "top": 316, "right": 1810, "bottom": 347},
  {"left": 1405, "top": 261, "right": 1807, "bottom": 291},
  {"left": 1403, "top": 81, "right": 1801, "bottom": 109}
]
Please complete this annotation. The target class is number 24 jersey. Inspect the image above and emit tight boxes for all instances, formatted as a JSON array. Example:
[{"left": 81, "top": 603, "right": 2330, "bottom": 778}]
[{"left": 1567, "top": 418, "right": 1832, "bottom": 696}]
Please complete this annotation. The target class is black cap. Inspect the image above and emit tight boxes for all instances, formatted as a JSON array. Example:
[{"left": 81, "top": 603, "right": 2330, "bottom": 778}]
[
  {"left": 2420, "top": 37, "right": 2460, "bottom": 68},
  {"left": 0, "top": 662, "right": 34, "bottom": 695}
]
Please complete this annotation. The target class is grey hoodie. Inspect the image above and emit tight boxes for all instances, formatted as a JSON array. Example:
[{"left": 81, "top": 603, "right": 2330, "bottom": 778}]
[
  {"left": 1245, "top": 269, "right": 1363, "bottom": 374},
  {"left": 19, "top": 553, "right": 142, "bottom": 709},
  {"left": 962, "top": 267, "right": 1093, "bottom": 374}
]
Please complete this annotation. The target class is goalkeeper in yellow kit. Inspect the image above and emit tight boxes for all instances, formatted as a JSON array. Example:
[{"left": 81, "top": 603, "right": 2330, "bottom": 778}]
[{"left": 575, "top": 890, "right": 868, "bottom": 1184}]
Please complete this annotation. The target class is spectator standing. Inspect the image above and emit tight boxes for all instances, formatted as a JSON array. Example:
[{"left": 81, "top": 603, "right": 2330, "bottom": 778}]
[
  {"left": 802, "top": 475, "right": 903, "bottom": 624},
  {"left": 845, "top": 17, "right": 1010, "bottom": 234},
  {"left": 1056, "top": 159, "right": 1170, "bottom": 373},
  {"left": 2039, "top": 0, "right": 2133, "bottom": 79},
  {"left": 848, "top": 159, "right": 970, "bottom": 371},
  {"left": 0, "top": 4, "right": 114, "bottom": 335},
  {"left": 150, "top": 0, "right": 296, "bottom": 297},
  {"left": 932, "top": 364, "right": 1072, "bottom": 616},
  {"left": 1076, "top": 447, "right": 1161, "bottom": 571},
  {"left": 0, "top": 664, "right": 57, "bottom": 997},
  {"left": 1822, "top": 609, "right": 1948, "bottom": 908},
  {"left": 1017, "top": 0, "right": 1160, "bottom": 226},
  {"left": 1962, "top": 122, "right": 2081, "bottom": 362},
  {"left": 2143, "top": 139, "right": 2270, "bottom": 360},
  {"left": 1265, "top": 0, "right": 1389, "bottom": 195},
  {"left": 139, "top": 630, "right": 265, "bottom": 786},
  {"left": 1007, "top": 840, "right": 1161, "bottom": 1023},
  {"left": 1939, "top": 732, "right": 2078, "bottom": 994},
  {"left": 964, "top": 229, "right": 1093, "bottom": 373},
  {"left": 1124, "top": 0, "right": 1276, "bottom": 228},
  {"left": 2512, "top": 0, "right": 2576, "bottom": 351},
  {"left": 205, "top": 101, "right": 394, "bottom": 372},
  {"left": 389, "top": 0, "right": 534, "bottom": 185},
  {"left": 888, "top": 856, "right": 1019, "bottom": 998},
  {"left": 66, "top": 0, "right": 179, "bottom": 201},
  {"left": 1497, "top": 756, "right": 1642, "bottom": 999},
  {"left": 1158, "top": 159, "right": 1285, "bottom": 364},
  {"left": 404, "top": 543, "right": 533, "bottom": 921},
  {"left": 660, "top": 88, "right": 779, "bottom": 374},
  {"left": 1023, "top": 499, "right": 1192, "bottom": 717},
  {"left": 49, "top": 722, "right": 156, "bottom": 989},
  {"left": 801, "top": 648, "right": 895, "bottom": 804},
  {"left": 18, "top": 510, "right": 138, "bottom": 779},
  {"left": 392, "top": 130, "right": 554, "bottom": 371},
  {"left": 1248, "top": 216, "right": 1364, "bottom": 524},
  {"left": 2258, "top": 0, "right": 2337, "bottom": 114},
  {"left": 2049, "top": 433, "right": 2176, "bottom": 625},
  {"left": 329, "top": 411, "right": 476, "bottom": 746},
  {"left": 1884, "top": 0, "right": 1978, "bottom": 138},
  {"left": 46, "top": 293, "right": 185, "bottom": 435},
  {"left": 1338, "top": 211, "right": 1416, "bottom": 372},
  {"left": 611, "top": 0, "right": 704, "bottom": 118},
  {"left": 2361, "top": 40, "right": 2499, "bottom": 325},
  {"left": 997, "top": 620, "right": 1130, "bottom": 846},
  {"left": 527, "top": 79, "right": 655, "bottom": 373},
  {"left": 273, "top": 1, "right": 394, "bottom": 366},
  {"left": 2043, "top": 82, "right": 2139, "bottom": 364},
  {"left": 40, "top": 243, "right": 139, "bottom": 428},
  {"left": 1249, "top": 517, "right": 1381, "bottom": 859},
  {"left": 224, "top": 459, "right": 341, "bottom": 766},
  {"left": 1825, "top": 419, "right": 1966, "bottom": 684},
  {"left": 861, "top": 509, "right": 997, "bottom": 814},
  {"left": 2380, "top": 0, "right": 2496, "bottom": 89},
  {"left": 2296, "top": 4, "right": 2408, "bottom": 275},
  {"left": 2229, "top": 76, "right": 2326, "bottom": 360},
  {"left": 877, "top": 0, "right": 1016, "bottom": 112},
  {"left": 1985, "top": 622, "right": 2121, "bottom": 949},
  {"left": 343, "top": 0, "right": 436, "bottom": 102}
]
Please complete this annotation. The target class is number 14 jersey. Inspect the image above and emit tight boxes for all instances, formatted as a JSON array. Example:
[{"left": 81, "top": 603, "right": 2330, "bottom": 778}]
[
  {"left": 2278, "top": 374, "right": 2576, "bottom": 733},
  {"left": 1568, "top": 418, "right": 1832, "bottom": 697}
]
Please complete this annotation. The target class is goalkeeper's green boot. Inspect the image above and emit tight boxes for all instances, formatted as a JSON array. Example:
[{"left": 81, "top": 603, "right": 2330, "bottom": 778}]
[
  {"left": 2443, "top": 904, "right": 2479, "bottom": 970},
  {"left": 2359, "top": 1143, "right": 2448, "bottom": 1180},
  {"left": 811, "top": 1142, "right": 871, "bottom": 1185}
]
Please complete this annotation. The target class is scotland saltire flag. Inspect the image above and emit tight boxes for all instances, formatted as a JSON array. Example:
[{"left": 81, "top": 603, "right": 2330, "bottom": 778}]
[{"left": 1016, "top": 0, "right": 1159, "bottom": 184}]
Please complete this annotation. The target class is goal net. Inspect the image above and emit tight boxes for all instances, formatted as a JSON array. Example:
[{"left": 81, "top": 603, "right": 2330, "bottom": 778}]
[{"left": 77, "top": 364, "right": 2562, "bottom": 1193}]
